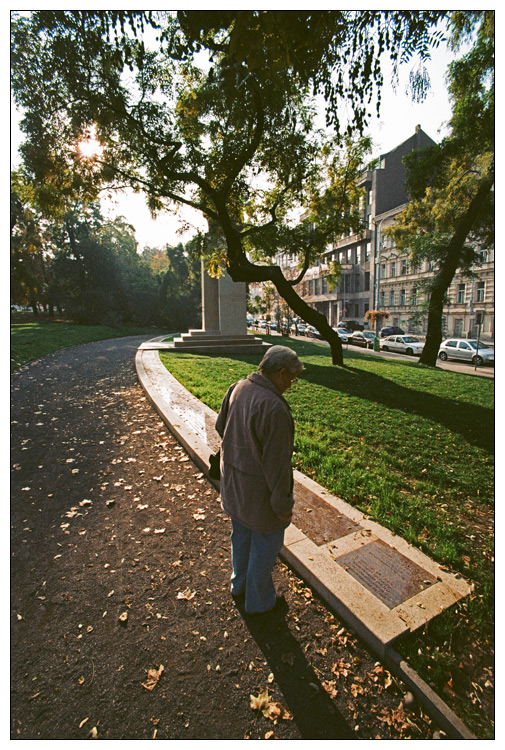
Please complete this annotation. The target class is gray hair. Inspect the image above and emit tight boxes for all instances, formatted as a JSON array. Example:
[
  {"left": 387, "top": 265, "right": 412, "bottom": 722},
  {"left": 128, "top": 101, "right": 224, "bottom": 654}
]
[{"left": 258, "top": 345, "right": 304, "bottom": 375}]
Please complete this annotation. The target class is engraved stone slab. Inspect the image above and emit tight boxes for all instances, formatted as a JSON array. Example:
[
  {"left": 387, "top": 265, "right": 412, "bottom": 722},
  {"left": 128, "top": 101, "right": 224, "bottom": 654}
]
[
  {"left": 293, "top": 482, "right": 362, "bottom": 546},
  {"left": 334, "top": 539, "right": 438, "bottom": 609}
]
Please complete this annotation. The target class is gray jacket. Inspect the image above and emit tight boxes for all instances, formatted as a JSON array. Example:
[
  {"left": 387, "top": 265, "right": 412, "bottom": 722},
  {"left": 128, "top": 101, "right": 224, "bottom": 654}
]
[{"left": 215, "top": 372, "right": 294, "bottom": 532}]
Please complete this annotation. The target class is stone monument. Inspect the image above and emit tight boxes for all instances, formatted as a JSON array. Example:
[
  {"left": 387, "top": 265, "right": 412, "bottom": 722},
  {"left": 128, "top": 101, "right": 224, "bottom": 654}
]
[{"left": 170, "top": 263, "right": 268, "bottom": 354}]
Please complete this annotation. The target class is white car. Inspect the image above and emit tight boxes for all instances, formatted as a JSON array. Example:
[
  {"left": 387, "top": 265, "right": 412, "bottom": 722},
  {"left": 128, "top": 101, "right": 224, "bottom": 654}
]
[
  {"left": 333, "top": 327, "right": 351, "bottom": 342},
  {"left": 438, "top": 338, "right": 494, "bottom": 366},
  {"left": 381, "top": 335, "right": 424, "bottom": 356}
]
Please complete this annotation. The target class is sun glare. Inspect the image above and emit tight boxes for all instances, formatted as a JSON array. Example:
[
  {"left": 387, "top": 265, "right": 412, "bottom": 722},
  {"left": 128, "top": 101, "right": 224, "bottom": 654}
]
[{"left": 77, "top": 137, "right": 103, "bottom": 159}]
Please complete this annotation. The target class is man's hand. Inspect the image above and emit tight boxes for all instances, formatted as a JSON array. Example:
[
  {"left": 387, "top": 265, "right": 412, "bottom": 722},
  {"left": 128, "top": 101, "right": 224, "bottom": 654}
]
[{"left": 277, "top": 513, "right": 292, "bottom": 523}]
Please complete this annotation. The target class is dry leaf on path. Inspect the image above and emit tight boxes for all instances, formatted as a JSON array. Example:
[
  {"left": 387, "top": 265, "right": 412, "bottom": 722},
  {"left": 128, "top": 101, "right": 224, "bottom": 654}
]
[
  {"left": 141, "top": 664, "right": 164, "bottom": 691},
  {"left": 250, "top": 689, "right": 293, "bottom": 724},
  {"left": 176, "top": 588, "right": 196, "bottom": 600}
]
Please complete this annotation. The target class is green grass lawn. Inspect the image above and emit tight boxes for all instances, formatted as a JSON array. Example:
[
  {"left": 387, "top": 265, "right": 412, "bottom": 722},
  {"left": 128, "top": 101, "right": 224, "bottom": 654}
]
[
  {"left": 10, "top": 319, "right": 169, "bottom": 372},
  {"left": 160, "top": 335, "right": 494, "bottom": 736}
]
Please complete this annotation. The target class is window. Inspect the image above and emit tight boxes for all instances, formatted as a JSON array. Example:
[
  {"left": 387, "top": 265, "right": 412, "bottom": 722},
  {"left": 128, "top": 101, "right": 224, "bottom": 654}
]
[
  {"left": 365, "top": 242, "right": 371, "bottom": 260},
  {"left": 459, "top": 342, "right": 471, "bottom": 350},
  {"left": 368, "top": 190, "right": 372, "bottom": 205},
  {"left": 401, "top": 259, "right": 408, "bottom": 275},
  {"left": 400, "top": 289, "right": 406, "bottom": 305},
  {"left": 364, "top": 303, "right": 369, "bottom": 315},
  {"left": 380, "top": 291, "right": 385, "bottom": 307},
  {"left": 390, "top": 261, "right": 396, "bottom": 277},
  {"left": 411, "top": 287, "right": 417, "bottom": 305},
  {"left": 364, "top": 271, "right": 370, "bottom": 291},
  {"left": 389, "top": 290, "right": 395, "bottom": 306},
  {"left": 457, "top": 283, "right": 465, "bottom": 304},
  {"left": 454, "top": 319, "right": 463, "bottom": 337},
  {"left": 446, "top": 340, "right": 458, "bottom": 348},
  {"left": 356, "top": 246, "right": 361, "bottom": 264},
  {"left": 380, "top": 264, "right": 386, "bottom": 279},
  {"left": 476, "top": 281, "right": 485, "bottom": 302},
  {"left": 354, "top": 304, "right": 360, "bottom": 317}
]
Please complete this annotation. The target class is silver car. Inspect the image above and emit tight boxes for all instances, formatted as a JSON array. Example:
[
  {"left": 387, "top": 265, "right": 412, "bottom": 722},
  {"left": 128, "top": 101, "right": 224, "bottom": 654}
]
[
  {"left": 333, "top": 327, "right": 351, "bottom": 342},
  {"left": 380, "top": 335, "right": 424, "bottom": 356},
  {"left": 438, "top": 338, "right": 494, "bottom": 366}
]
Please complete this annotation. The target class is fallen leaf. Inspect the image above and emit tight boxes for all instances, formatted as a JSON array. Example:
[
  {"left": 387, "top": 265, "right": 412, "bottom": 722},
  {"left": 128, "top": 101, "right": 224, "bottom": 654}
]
[
  {"left": 142, "top": 664, "right": 164, "bottom": 691},
  {"left": 177, "top": 588, "right": 196, "bottom": 600},
  {"left": 250, "top": 689, "right": 293, "bottom": 724}
]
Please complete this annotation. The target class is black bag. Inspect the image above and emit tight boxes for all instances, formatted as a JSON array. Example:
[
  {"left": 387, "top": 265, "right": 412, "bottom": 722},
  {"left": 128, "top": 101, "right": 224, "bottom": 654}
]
[{"left": 208, "top": 450, "right": 221, "bottom": 481}]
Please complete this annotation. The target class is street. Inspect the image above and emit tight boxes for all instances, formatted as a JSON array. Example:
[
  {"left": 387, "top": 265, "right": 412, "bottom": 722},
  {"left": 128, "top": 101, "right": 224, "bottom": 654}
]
[{"left": 266, "top": 330, "right": 494, "bottom": 379}]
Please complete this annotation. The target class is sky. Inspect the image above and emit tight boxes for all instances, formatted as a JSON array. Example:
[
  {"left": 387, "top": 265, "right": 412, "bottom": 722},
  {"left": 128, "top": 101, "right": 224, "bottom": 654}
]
[{"left": 11, "top": 11, "right": 457, "bottom": 252}]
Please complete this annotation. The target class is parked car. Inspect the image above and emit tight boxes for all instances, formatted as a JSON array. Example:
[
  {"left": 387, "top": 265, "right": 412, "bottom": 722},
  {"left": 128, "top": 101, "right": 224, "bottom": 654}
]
[
  {"left": 380, "top": 335, "right": 424, "bottom": 356},
  {"left": 438, "top": 338, "right": 494, "bottom": 366},
  {"left": 305, "top": 325, "right": 319, "bottom": 338},
  {"left": 333, "top": 327, "right": 351, "bottom": 342},
  {"left": 379, "top": 325, "right": 405, "bottom": 338},
  {"left": 349, "top": 330, "right": 376, "bottom": 349},
  {"left": 268, "top": 321, "right": 278, "bottom": 330},
  {"left": 338, "top": 320, "right": 364, "bottom": 332},
  {"left": 290, "top": 323, "right": 307, "bottom": 335}
]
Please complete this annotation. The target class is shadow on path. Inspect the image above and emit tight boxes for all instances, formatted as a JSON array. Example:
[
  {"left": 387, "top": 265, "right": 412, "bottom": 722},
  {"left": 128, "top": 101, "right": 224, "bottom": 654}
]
[{"left": 235, "top": 601, "right": 355, "bottom": 739}]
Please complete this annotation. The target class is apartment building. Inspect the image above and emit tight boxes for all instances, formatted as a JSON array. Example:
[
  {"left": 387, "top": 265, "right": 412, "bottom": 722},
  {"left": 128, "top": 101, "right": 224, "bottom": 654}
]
[{"left": 293, "top": 126, "right": 495, "bottom": 340}]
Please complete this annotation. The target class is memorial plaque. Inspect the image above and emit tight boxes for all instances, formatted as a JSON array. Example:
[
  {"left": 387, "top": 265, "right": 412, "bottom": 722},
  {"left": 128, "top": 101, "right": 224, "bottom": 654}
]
[
  {"left": 293, "top": 485, "right": 362, "bottom": 546},
  {"left": 334, "top": 539, "right": 438, "bottom": 609}
]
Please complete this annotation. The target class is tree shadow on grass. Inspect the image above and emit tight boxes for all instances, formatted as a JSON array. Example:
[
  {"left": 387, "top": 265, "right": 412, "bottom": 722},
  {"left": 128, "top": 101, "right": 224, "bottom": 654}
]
[
  {"left": 296, "top": 360, "right": 494, "bottom": 454},
  {"left": 234, "top": 601, "right": 355, "bottom": 739}
]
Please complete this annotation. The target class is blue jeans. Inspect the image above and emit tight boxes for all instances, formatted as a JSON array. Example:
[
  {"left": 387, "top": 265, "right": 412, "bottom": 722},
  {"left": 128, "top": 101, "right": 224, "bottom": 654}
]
[{"left": 230, "top": 518, "right": 285, "bottom": 614}]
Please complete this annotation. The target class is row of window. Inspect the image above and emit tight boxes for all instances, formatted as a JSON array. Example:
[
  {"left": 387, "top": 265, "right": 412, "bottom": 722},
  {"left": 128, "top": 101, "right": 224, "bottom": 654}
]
[
  {"left": 308, "top": 277, "right": 487, "bottom": 305},
  {"left": 456, "top": 282, "right": 486, "bottom": 304},
  {"left": 327, "top": 242, "right": 371, "bottom": 266}
]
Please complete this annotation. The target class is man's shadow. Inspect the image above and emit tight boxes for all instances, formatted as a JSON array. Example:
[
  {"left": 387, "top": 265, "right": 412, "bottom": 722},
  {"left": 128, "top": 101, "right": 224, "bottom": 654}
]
[{"left": 235, "top": 600, "right": 356, "bottom": 739}]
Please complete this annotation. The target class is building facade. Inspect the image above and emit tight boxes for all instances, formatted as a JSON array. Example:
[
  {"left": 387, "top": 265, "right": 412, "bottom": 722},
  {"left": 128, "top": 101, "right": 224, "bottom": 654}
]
[{"left": 290, "top": 126, "right": 495, "bottom": 340}]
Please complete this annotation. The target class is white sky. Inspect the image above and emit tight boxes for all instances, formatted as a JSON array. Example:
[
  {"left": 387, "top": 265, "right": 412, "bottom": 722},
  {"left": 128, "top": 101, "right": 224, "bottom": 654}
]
[{"left": 11, "top": 13, "right": 456, "bottom": 251}]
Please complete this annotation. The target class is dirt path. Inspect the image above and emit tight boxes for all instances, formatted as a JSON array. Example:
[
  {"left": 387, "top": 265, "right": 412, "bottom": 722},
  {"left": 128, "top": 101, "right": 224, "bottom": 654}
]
[{"left": 11, "top": 337, "right": 439, "bottom": 739}]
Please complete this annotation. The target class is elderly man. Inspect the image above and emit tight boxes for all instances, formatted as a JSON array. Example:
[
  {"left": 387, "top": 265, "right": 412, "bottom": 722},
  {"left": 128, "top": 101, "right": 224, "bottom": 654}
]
[{"left": 215, "top": 345, "right": 304, "bottom": 615}]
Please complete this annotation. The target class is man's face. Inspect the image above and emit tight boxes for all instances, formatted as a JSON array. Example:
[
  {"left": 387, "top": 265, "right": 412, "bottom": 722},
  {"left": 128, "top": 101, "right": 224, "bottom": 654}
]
[{"left": 276, "top": 368, "right": 299, "bottom": 394}]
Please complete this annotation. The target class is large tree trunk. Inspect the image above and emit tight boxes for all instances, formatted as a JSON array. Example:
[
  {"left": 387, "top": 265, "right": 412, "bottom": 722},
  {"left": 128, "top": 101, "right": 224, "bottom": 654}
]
[
  {"left": 419, "top": 174, "right": 494, "bottom": 367},
  {"left": 224, "top": 236, "right": 344, "bottom": 365}
]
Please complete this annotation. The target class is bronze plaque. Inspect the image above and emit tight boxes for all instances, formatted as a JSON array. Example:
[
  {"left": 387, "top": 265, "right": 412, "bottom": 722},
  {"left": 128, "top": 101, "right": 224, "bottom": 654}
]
[
  {"left": 334, "top": 539, "right": 438, "bottom": 609},
  {"left": 293, "top": 484, "right": 362, "bottom": 546}
]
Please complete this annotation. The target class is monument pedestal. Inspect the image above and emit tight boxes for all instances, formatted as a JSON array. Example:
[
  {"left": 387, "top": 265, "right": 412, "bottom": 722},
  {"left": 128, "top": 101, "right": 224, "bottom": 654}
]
[{"left": 171, "top": 265, "right": 268, "bottom": 354}]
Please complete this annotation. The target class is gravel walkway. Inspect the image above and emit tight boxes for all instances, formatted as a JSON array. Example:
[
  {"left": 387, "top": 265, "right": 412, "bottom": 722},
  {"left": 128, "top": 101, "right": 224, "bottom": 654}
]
[{"left": 10, "top": 337, "right": 439, "bottom": 740}]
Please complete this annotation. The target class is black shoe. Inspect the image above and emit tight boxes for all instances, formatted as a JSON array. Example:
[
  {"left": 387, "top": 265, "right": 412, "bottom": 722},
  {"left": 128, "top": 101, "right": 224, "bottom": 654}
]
[
  {"left": 246, "top": 595, "right": 288, "bottom": 617},
  {"left": 231, "top": 590, "right": 245, "bottom": 601}
]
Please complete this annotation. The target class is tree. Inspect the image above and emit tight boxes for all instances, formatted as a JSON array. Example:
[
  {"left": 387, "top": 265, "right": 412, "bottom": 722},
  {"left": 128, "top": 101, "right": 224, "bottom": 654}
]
[
  {"left": 12, "top": 10, "right": 448, "bottom": 364},
  {"left": 11, "top": 171, "right": 55, "bottom": 315},
  {"left": 388, "top": 11, "right": 494, "bottom": 366}
]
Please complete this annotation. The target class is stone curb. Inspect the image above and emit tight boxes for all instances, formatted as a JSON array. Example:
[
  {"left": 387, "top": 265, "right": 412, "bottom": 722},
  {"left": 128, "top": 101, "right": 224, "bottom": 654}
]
[{"left": 135, "top": 344, "right": 477, "bottom": 740}]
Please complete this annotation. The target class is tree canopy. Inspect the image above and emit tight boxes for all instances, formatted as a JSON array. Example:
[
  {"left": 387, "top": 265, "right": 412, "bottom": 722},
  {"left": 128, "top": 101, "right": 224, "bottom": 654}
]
[
  {"left": 11, "top": 10, "right": 449, "bottom": 363},
  {"left": 388, "top": 11, "right": 494, "bottom": 365}
]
